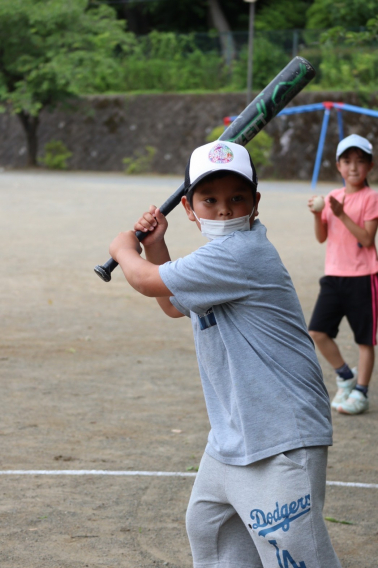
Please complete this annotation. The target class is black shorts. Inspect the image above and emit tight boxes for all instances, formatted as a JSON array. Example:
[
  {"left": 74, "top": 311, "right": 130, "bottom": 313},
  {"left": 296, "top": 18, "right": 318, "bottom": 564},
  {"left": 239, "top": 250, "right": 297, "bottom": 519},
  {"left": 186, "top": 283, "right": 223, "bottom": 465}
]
[{"left": 309, "top": 274, "right": 378, "bottom": 346}]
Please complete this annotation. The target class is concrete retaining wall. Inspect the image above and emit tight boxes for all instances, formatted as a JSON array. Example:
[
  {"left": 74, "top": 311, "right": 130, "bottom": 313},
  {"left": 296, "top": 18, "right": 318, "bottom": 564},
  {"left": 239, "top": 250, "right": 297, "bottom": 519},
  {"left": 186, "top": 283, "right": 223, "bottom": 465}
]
[{"left": 1, "top": 91, "right": 378, "bottom": 181}]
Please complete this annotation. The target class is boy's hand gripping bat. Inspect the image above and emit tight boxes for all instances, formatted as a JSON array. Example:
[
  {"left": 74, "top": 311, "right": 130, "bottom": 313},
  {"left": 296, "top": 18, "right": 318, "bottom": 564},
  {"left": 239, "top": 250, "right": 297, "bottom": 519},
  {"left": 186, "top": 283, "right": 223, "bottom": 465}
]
[{"left": 94, "top": 56, "right": 315, "bottom": 282}]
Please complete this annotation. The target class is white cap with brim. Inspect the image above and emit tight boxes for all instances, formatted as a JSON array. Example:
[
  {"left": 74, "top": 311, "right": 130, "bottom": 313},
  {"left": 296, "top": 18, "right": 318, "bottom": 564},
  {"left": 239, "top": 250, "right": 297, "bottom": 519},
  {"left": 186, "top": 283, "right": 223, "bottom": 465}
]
[
  {"left": 185, "top": 141, "right": 258, "bottom": 192},
  {"left": 336, "top": 134, "right": 373, "bottom": 160}
]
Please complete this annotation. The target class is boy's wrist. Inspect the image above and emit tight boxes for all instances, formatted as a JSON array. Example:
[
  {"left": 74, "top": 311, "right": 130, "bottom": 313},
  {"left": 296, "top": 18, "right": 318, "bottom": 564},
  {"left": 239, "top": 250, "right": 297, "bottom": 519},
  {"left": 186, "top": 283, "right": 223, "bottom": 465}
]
[
  {"left": 144, "top": 239, "right": 170, "bottom": 265},
  {"left": 143, "top": 237, "right": 166, "bottom": 250}
]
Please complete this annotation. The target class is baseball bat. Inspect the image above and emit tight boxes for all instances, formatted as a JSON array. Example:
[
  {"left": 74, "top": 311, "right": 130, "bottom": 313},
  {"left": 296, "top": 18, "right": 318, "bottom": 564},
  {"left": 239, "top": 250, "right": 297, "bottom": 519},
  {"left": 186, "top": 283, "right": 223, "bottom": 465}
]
[{"left": 94, "top": 56, "right": 315, "bottom": 282}]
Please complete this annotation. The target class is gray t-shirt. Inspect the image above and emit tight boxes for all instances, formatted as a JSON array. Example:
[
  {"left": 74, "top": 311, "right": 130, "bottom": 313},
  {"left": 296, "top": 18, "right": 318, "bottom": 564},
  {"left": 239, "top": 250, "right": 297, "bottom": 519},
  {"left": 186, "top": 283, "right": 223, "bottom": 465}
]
[{"left": 159, "top": 220, "right": 332, "bottom": 466}]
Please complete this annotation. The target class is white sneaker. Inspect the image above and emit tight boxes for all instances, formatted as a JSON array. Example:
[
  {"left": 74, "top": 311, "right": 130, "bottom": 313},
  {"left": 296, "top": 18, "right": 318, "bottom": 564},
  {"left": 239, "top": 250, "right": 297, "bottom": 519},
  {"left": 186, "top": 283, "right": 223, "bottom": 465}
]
[
  {"left": 330, "top": 368, "right": 357, "bottom": 410},
  {"left": 337, "top": 389, "right": 369, "bottom": 415}
]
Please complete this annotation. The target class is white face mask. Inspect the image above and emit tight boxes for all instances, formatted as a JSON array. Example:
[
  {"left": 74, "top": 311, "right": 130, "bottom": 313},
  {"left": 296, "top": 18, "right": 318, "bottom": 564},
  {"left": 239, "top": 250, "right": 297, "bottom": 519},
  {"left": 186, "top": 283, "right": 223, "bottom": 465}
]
[{"left": 193, "top": 207, "right": 255, "bottom": 241}]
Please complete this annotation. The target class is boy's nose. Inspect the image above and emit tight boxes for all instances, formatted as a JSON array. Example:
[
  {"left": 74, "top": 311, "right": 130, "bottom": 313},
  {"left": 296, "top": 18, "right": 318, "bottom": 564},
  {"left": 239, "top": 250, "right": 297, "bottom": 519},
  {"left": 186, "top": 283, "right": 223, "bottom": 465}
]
[{"left": 219, "top": 205, "right": 232, "bottom": 217}]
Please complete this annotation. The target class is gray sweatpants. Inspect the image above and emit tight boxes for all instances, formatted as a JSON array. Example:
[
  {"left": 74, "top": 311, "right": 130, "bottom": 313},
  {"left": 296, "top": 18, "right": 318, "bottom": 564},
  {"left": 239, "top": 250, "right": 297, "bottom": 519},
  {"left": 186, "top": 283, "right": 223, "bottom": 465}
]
[{"left": 186, "top": 447, "right": 341, "bottom": 568}]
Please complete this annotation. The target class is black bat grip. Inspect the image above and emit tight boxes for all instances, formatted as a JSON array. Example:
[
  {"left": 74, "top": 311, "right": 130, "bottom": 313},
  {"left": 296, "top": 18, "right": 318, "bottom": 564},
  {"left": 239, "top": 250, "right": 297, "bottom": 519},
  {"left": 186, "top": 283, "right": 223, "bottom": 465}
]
[{"left": 94, "top": 182, "right": 186, "bottom": 282}]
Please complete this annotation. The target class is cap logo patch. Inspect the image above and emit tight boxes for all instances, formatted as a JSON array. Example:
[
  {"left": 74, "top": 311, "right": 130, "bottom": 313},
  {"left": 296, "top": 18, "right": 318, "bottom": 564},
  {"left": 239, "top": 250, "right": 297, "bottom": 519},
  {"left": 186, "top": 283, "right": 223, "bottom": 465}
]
[{"left": 208, "top": 143, "right": 234, "bottom": 164}]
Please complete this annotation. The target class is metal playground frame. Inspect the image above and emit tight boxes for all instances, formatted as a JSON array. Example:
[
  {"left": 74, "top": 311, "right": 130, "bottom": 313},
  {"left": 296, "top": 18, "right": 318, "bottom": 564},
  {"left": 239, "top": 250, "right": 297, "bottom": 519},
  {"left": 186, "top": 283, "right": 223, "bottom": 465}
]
[{"left": 224, "top": 102, "right": 378, "bottom": 189}]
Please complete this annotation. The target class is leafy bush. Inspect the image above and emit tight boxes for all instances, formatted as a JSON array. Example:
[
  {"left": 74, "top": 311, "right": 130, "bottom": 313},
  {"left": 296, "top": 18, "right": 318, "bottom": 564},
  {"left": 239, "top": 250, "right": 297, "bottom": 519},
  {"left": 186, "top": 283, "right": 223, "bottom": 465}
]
[
  {"left": 40, "top": 140, "right": 72, "bottom": 169},
  {"left": 47, "top": 26, "right": 378, "bottom": 96},
  {"left": 206, "top": 126, "right": 273, "bottom": 169},
  {"left": 74, "top": 30, "right": 288, "bottom": 94},
  {"left": 230, "top": 36, "right": 289, "bottom": 92},
  {"left": 318, "top": 19, "right": 378, "bottom": 91},
  {"left": 120, "top": 32, "right": 228, "bottom": 92},
  {"left": 320, "top": 48, "right": 378, "bottom": 92},
  {"left": 306, "top": 0, "right": 378, "bottom": 30},
  {"left": 123, "top": 145, "right": 157, "bottom": 174},
  {"left": 244, "top": 131, "right": 273, "bottom": 170},
  {"left": 120, "top": 31, "right": 287, "bottom": 94}
]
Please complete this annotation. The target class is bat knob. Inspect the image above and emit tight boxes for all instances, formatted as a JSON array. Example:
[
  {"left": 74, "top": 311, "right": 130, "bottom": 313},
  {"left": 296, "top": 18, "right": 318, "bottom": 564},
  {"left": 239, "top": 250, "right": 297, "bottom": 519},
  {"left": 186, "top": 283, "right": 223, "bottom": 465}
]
[{"left": 94, "top": 264, "right": 112, "bottom": 282}]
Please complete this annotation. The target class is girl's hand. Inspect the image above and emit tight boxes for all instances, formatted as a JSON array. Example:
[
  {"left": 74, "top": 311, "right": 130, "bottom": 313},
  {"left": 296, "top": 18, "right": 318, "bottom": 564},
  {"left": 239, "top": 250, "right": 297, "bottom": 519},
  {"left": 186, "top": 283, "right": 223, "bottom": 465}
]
[
  {"left": 109, "top": 230, "right": 142, "bottom": 261},
  {"left": 308, "top": 196, "right": 322, "bottom": 215},
  {"left": 134, "top": 206, "right": 168, "bottom": 247},
  {"left": 329, "top": 195, "right": 345, "bottom": 218}
]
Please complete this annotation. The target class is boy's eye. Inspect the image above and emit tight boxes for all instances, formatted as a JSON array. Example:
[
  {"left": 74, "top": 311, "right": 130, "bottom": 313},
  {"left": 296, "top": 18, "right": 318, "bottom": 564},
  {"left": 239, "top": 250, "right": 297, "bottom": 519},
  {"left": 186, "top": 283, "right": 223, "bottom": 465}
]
[
  {"left": 204, "top": 197, "right": 216, "bottom": 204},
  {"left": 232, "top": 195, "right": 244, "bottom": 202}
]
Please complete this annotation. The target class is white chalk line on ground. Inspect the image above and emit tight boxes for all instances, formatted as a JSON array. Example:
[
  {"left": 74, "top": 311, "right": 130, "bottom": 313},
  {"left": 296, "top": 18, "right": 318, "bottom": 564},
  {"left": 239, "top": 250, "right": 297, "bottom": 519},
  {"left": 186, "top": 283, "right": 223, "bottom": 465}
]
[{"left": 0, "top": 471, "right": 377, "bottom": 488}]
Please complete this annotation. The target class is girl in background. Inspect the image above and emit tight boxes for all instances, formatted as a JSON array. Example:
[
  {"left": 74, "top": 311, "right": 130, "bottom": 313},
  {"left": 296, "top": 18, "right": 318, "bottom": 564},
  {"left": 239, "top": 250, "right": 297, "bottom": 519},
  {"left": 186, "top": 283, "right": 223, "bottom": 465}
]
[{"left": 308, "top": 134, "right": 378, "bottom": 415}]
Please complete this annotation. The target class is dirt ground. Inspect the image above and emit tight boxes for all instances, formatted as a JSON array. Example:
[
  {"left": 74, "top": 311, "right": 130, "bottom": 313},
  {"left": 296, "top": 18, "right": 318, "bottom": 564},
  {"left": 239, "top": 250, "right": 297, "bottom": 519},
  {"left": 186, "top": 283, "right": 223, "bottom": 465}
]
[{"left": 1, "top": 171, "right": 377, "bottom": 568}]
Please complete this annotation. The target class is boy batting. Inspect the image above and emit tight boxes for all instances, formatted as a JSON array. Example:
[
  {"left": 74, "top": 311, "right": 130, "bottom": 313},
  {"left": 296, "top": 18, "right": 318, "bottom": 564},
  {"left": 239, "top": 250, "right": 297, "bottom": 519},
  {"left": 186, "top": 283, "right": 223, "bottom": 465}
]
[{"left": 109, "top": 141, "right": 341, "bottom": 567}]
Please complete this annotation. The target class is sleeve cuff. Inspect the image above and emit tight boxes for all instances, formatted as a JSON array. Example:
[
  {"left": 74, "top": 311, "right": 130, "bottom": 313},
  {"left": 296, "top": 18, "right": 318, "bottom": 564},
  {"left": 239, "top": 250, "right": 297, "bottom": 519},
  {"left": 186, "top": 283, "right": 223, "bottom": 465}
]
[{"left": 170, "top": 296, "right": 190, "bottom": 318}]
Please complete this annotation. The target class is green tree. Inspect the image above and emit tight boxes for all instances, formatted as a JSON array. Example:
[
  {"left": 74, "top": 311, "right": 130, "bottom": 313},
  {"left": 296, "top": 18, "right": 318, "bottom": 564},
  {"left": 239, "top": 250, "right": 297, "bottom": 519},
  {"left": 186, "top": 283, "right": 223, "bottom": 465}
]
[
  {"left": 318, "top": 16, "right": 378, "bottom": 91},
  {"left": 306, "top": 0, "right": 378, "bottom": 30},
  {"left": 0, "top": 0, "right": 130, "bottom": 166},
  {"left": 255, "top": 0, "right": 313, "bottom": 31},
  {"left": 321, "top": 16, "right": 378, "bottom": 45}
]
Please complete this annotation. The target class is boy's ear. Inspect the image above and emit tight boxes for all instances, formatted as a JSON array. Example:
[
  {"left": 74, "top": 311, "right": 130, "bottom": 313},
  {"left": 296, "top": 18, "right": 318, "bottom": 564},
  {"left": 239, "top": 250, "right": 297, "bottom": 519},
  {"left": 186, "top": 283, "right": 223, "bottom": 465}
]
[
  {"left": 254, "top": 192, "right": 261, "bottom": 216},
  {"left": 181, "top": 196, "right": 196, "bottom": 222}
]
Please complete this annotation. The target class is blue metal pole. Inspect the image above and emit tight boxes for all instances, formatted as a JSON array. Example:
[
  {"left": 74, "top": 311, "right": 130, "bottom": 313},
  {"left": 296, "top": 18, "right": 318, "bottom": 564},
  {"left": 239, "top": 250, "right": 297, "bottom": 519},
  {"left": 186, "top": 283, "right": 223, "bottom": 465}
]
[
  {"left": 278, "top": 103, "right": 325, "bottom": 115},
  {"left": 333, "top": 102, "right": 378, "bottom": 118},
  {"left": 337, "top": 110, "right": 344, "bottom": 141},
  {"left": 311, "top": 108, "right": 331, "bottom": 190},
  {"left": 336, "top": 110, "right": 345, "bottom": 185}
]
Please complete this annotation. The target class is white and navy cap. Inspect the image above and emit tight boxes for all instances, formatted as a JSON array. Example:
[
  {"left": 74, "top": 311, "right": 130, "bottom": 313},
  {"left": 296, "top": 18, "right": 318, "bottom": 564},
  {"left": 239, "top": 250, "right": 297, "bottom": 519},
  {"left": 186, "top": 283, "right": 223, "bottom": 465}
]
[
  {"left": 185, "top": 141, "right": 258, "bottom": 193},
  {"left": 336, "top": 134, "right": 373, "bottom": 160}
]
